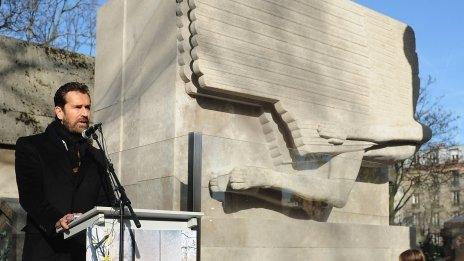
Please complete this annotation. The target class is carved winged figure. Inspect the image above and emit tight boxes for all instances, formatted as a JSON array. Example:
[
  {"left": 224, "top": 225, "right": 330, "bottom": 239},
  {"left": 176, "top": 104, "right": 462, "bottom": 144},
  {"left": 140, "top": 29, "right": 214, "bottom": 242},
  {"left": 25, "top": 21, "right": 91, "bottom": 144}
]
[{"left": 176, "top": 0, "right": 431, "bottom": 208}]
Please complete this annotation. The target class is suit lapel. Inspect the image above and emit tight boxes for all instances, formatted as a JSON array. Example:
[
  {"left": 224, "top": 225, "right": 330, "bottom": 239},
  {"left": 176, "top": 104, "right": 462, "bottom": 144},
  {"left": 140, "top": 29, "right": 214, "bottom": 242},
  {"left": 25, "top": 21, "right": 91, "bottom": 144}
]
[{"left": 44, "top": 126, "right": 75, "bottom": 185}]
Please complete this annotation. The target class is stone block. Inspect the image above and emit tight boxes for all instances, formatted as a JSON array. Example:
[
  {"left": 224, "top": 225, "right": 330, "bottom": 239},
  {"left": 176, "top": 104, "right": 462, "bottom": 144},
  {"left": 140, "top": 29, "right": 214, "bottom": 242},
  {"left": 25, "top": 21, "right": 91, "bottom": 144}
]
[
  {"left": 327, "top": 210, "right": 388, "bottom": 226},
  {"left": 130, "top": 62, "right": 177, "bottom": 148},
  {"left": 202, "top": 247, "right": 403, "bottom": 261},
  {"left": 200, "top": 217, "right": 410, "bottom": 249},
  {"left": 329, "top": 182, "right": 389, "bottom": 224},
  {"left": 119, "top": 138, "right": 176, "bottom": 186},
  {"left": 0, "top": 149, "right": 17, "bottom": 198},
  {"left": 107, "top": 151, "right": 121, "bottom": 180},
  {"left": 124, "top": 177, "right": 176, "bottom": 210},
  {"left": 172, "top": 135, "right": 189, "bottom": 184},
  {"left": 94, "top": 0, "right": 124, "bottom": 111},
  {"left": 120, "top": 96, "right": 140, "bottom": 150},
  {"left": 122, "top": 0, "right": 177, "bottom": 101},
  {"left": 112, "top": 62, "right": 178, "bottom": 151},
  {"left": 93, "top": 102, "right": 122, "bottom": 155}
]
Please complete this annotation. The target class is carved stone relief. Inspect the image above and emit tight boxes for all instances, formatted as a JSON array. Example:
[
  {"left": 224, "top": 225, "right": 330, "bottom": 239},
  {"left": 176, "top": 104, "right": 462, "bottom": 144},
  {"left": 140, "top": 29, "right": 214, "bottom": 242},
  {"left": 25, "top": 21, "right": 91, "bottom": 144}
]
[{"left": 176, "top": 0, "right": 430, "bottom": 208}]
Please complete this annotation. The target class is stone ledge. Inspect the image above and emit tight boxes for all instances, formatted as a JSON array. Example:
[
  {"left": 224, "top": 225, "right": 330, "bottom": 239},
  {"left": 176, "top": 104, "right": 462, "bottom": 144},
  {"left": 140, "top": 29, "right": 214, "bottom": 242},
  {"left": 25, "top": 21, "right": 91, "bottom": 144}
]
[{"left": 201, "top": 217, "right": 411, "bottom": 249}]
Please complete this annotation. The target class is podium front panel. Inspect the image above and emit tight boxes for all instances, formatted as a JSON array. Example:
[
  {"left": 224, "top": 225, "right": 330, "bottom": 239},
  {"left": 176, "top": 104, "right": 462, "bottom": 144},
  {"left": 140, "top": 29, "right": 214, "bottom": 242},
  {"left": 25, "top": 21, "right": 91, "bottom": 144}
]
[{"left": 85, "top": 219, "right": 197, "bottom": 260}]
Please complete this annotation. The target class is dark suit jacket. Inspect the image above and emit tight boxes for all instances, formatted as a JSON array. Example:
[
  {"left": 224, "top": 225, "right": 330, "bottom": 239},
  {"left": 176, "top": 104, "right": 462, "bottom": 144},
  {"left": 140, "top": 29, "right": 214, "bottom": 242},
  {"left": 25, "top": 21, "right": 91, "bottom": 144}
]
[{"left": 15, "top": 122, "right": 115, "bottom": 261}]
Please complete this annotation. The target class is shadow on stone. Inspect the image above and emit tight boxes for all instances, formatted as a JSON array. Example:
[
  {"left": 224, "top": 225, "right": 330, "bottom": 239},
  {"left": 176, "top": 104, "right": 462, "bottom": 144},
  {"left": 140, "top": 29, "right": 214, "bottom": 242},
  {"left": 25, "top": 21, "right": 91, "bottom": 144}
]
[{"left": 213, "top": 188, "right": 332, "bottom": 222}]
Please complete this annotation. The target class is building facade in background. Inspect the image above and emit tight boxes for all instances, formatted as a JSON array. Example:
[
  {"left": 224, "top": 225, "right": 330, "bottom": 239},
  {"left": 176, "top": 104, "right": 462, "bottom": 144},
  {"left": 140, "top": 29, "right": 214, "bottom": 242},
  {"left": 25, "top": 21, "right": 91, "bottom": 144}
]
[{"left": 396, "top": 145, "right": 464, "bottom": 245}]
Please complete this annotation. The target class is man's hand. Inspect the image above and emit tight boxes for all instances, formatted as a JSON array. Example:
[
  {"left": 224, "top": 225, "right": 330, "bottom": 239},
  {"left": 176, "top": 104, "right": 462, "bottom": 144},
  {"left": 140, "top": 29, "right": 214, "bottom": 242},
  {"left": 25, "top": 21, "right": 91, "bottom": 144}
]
[{"left": 55, "top": 213, "right": 81, "bottom": 230}]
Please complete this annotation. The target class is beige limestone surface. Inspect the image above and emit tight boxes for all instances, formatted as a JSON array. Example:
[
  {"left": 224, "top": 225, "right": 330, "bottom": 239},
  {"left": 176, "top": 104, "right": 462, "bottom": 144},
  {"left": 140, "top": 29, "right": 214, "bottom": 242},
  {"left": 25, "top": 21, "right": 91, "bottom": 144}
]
[
  {"left": 175, "top": 0, "right": 431, "bottom": 209},
  {"left": 96, "top": 0, "right": 426, "bottom": 259},
  {"left": 0, "top": 36, "right": 95, "bottom": 145},
  {"left": 0, "top": 149, "right": 16, "bottom": 198}
]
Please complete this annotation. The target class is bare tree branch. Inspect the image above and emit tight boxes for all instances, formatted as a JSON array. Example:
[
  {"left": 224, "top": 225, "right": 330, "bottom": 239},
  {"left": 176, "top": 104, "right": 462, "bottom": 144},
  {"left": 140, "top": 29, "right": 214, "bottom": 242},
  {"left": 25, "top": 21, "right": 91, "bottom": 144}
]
[
  {"left": 0, "top": 0, "right": 98, "bottom": 55},
  {"left": 389, "top": 75, "right": 460, "bottom": 225}
]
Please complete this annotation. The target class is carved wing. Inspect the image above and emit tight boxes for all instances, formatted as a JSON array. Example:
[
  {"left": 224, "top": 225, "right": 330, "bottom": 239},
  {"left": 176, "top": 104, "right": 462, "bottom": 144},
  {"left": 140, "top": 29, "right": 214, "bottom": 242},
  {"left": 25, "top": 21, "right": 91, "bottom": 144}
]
[{"left": 178, "top": 0, "right": 429, "bottom": 160}]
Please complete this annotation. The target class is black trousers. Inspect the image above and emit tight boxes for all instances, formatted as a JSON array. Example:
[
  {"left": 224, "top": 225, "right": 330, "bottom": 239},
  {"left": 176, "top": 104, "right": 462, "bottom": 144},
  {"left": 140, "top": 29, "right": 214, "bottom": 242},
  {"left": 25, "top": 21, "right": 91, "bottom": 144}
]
[{"left": 22, "top": 232, "right": 86, "bottom": 261}]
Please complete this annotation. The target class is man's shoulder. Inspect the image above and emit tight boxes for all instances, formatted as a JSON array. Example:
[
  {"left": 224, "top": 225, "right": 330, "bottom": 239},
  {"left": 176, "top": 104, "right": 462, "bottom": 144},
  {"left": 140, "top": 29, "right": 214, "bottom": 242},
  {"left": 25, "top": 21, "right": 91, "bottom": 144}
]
[{"left": 16, "top": 133, "right": 46, "bottom": 148}]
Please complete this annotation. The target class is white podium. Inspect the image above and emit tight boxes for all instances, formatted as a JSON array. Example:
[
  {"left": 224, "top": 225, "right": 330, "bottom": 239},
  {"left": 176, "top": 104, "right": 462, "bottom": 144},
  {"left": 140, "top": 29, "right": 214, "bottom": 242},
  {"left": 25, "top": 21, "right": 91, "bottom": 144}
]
[{"left": 57, "top": 207, "right": 203, "bottom": 261}]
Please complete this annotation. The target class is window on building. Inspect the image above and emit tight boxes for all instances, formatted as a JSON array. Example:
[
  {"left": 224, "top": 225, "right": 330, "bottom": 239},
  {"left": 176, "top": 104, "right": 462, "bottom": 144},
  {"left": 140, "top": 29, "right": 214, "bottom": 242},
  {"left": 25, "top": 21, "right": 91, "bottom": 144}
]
[
  {"left": 431, "top": 233, "right": 443, "bottom": 246},
  {"left": 395, "top": 212, "right": 404, "bottom": 225},
  {"left": 414, "top": 153, "right": 421, "bottom": 164},
  {"left": 432, "top": 192, "right": 439, "bottom": 204},
  {"left": 432, "top": 151, "right": 439, "bottom": 164},
  {"left": 432, "top": 213, "right": 440, "bottom": 226},
  {"left": 453, "top": 171, "right": 460, "bottom": 185},
  {"left": 453, "top": 191, "right": 461, "bottom": 205},
  {"left": 412, "top": 213, "right": 419, "bottom": 225},
  {"left": 412, "top": 193, "right": 419, "bottom": 205}
]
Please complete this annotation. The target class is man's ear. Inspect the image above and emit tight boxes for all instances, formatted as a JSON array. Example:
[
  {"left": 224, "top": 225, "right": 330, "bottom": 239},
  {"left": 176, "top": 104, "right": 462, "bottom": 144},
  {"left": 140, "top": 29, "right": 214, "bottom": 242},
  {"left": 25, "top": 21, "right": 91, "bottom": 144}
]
[{"left": 54, "top": 106, "right": 64, "bottom": 121}]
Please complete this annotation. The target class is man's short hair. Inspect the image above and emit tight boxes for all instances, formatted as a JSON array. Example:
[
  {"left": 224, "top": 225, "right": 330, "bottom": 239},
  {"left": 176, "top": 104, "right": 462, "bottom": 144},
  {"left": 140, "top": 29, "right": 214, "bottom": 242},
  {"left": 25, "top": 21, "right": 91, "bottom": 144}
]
[{"left": 54, "top": 82, "right": 90, "bottom": 108}]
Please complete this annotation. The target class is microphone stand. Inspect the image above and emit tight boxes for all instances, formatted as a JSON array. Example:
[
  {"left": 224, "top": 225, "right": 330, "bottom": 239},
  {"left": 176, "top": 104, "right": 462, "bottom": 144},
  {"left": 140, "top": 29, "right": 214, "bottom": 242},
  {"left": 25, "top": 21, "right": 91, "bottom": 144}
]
[{"left": 91, "top": 127, "right": 141, "bottom": 261}]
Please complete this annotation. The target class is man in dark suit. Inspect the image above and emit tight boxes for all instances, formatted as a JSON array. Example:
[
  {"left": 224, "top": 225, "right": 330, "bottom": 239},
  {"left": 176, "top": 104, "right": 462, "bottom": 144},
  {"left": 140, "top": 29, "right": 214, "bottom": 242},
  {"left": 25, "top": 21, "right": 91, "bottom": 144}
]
[{"left": 15, "top": 82, "right": 115, "bottom": 261}]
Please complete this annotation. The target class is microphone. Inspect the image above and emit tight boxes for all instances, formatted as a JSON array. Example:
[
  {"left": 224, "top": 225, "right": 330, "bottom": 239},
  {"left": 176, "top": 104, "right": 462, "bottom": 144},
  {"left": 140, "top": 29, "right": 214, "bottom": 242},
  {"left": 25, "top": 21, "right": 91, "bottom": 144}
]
[{"left": 82, "top": 123, "right": 102, "bottom": 139}]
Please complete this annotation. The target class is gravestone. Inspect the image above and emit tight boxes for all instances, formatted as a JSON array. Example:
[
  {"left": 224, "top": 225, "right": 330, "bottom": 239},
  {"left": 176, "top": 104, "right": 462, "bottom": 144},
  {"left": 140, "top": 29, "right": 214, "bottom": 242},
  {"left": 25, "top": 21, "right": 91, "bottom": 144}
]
[{"left": 95, "top": 0, "right": 429, "bottom": 260}]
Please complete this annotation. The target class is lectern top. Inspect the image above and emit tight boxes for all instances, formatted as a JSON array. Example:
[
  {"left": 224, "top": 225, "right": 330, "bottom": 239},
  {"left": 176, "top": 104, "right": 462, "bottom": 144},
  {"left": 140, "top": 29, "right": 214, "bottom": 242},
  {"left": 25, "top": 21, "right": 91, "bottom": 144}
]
[
  {"left": 57, "top": 206, "right": 203, "bottom": 234},
  {"left": 89, "top": 206, "right": 203, "bottom": 220}
]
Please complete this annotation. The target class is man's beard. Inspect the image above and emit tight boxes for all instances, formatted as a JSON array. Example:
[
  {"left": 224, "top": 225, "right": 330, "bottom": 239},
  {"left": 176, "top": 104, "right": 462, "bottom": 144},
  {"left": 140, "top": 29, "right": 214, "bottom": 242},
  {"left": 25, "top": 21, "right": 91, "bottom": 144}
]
[{"left": 63, "top": 119, "right": 88, "bottom": 134}]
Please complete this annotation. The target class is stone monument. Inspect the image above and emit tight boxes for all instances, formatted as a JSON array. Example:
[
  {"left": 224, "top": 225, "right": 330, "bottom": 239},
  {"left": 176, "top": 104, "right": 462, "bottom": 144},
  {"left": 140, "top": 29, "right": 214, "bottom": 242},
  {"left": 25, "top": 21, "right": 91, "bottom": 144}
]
[{"left": 95, "top": 0, "right": 430, "bottom": 259}]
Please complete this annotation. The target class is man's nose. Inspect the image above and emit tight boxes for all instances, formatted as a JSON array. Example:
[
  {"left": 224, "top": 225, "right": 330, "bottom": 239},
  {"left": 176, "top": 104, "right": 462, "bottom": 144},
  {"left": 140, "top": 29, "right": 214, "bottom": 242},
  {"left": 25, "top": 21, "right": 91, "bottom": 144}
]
[{"left": 81, "top": 107, "right": 90, "bottom": 117}]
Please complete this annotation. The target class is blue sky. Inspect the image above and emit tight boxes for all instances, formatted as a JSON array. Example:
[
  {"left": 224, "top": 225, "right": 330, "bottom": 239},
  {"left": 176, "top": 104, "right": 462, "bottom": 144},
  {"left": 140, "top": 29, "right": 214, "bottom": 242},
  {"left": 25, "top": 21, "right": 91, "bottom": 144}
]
[{"left": 355, "top": 0, "right": 464, "bottom": 144}]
